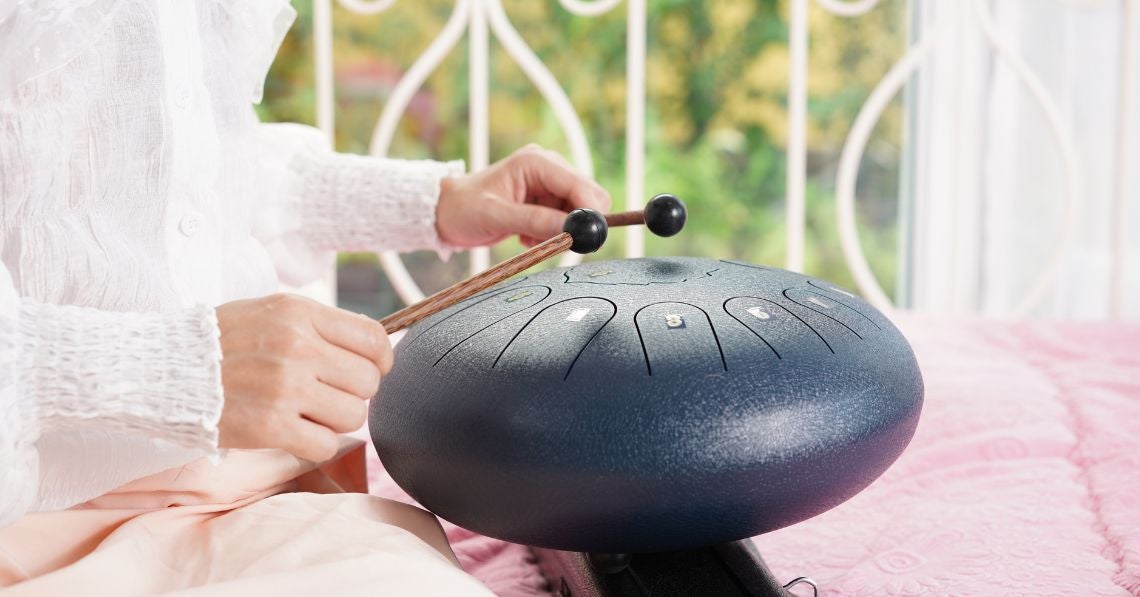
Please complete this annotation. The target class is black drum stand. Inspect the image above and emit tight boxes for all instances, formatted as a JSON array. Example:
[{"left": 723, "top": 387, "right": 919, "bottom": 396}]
[{"left": 531, "top": 541, "right": 817, "bottom": 597}]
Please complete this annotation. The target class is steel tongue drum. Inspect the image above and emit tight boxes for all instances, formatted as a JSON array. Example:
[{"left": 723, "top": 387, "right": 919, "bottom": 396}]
[{"left": 369, "top": 195, "right": 923, "bottom": 555}]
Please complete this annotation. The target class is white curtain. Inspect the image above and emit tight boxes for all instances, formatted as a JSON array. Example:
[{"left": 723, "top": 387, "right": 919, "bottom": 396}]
[{"left": 904, "top": 0, "right": 1139, "bottom": 320}]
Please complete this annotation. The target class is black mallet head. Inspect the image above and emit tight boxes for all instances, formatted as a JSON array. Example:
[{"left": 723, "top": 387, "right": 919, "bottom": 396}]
[
  {"left": 644, "top": 194, "right": 687, "bottom": 238},
  {"left": 563, "top": 208, "right": 609, "bottom": 254}
]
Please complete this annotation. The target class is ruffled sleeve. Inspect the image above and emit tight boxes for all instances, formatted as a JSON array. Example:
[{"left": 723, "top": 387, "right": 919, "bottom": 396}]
[
  {"left": 253, "top": 123, "right": 466, "bottom": 286},
  {"left": 0, "top": 0, "right": 123, "bottom": 100},
  {"left": 0, "top": 263, "right": 225, "bottom": 527},
  {"left": 207, "top": 0, "right": 297, "bottom": 104}
]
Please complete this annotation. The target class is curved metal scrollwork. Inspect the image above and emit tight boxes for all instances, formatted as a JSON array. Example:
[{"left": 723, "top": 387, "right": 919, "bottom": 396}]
[
  {"left": 335, "top": 0, "right": 398, "bottom": 15},
  {"left": 318, "top": 0, "right": 1091, "bottom": 317},
  {"left": 815, "top": 0, "right": 881, "bottom": 17},
  {"left": 316, "top": 0, "right": 641, "bottom": 305},
  {"left": 558, "top": 0, "right": 622, "bottom": 17},
  {"left": 790, "top": 0, "right": 1084, "bottom": 318}
]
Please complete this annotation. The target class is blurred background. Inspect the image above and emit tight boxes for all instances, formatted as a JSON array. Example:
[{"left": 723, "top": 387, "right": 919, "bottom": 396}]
[{"left": 260, "top": 0, "right": 1139, "bottom": 321}]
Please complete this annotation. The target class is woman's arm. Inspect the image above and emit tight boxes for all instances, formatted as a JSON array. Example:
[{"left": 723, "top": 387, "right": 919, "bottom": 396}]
[
  {"left": 0, "top": 266, "right": 225, "bottom": 527},
  {"left": 251, "top": 124, "right": 612, "bottom": 286},
  {"left": 0, "top": 270, "right": 396, "bottom": 526},
  {"left": 253, "top": 123, "right": 465, "bottom": 286}
]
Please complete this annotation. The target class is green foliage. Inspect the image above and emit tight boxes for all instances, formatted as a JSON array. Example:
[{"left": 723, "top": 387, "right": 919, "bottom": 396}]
[{"left": 262, "top": 0, "right": 908, "bottom": 311}]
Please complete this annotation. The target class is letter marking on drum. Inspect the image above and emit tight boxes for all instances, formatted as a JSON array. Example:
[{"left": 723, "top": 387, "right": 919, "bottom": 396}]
[
  {"left": 506, "top": 290, "right": 535, "bottom": 303},
  {"left": 566, "top": 308, "right": 591, "bottom": 322},
  {"left": 747, "top": 307, "right": 771, "bottom": 320},
  {"left": 808, "top": 296, "right": 833, "bottom": 309}
]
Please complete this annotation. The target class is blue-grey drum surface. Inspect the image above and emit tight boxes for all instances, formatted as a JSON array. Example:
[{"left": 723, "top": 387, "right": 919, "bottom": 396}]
[{"left": 371, "top": 257, "right": 923, "bottom": 553}]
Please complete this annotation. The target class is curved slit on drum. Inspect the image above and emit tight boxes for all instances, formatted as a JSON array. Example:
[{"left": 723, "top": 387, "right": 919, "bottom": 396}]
[
  {"left": 431, "top": 290, "right": 552, "bottom": 366},
  {"left": 722, "top": 297, "right": 782, "bottom": 360},
  {"left": 738, "top": 296, "right": 835, "bottom": 354},
  {"left": 633, "top": 300, "right": 729, "bottom": 375},
  {"left": 403, "top": 279, "right": 535, "bottom": 348},
  {"left": 782, "top": 288, "right": 864, "bottom": 340}
]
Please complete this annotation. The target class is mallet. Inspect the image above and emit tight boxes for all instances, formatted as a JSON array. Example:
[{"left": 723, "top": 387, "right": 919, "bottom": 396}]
[{"left": 379, "top": 194, "right": 687, "bottom": 333}]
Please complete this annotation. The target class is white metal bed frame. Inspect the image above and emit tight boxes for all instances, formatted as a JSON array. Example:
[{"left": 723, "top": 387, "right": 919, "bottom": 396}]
[{"left": 308, "top": 0, "right": 1135, "bottom": 320}]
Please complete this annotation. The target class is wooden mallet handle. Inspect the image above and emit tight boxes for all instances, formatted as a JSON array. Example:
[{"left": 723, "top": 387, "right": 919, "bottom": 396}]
[
  {"left": 379, "top": 232, "right": 573, "bottom": 333},
  {"left": 379, "top": 208, "right": 606, "bottom": 333},
  {"left": 605, "top": 210, "right": 645, "bottom": 227},
  {"left": 606, "top": 193, "right": 687, "bottom": 237}
]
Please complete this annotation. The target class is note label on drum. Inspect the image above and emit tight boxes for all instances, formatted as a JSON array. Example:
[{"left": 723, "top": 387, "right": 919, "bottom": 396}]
[
  {"left": 566, "top": 308, "right": 591, "bottom": 322},
  {"left": 808, "top": 296, "right": 833, "bottom": 309},
  {"left": 665, "top": 314, "right": 685, "bottom": 329},
  {"left": 747, "top": 306, "right": 771, "bottom": 320},
  {"left": 505, "top": 290, "right": 534, "bottom": 303}
]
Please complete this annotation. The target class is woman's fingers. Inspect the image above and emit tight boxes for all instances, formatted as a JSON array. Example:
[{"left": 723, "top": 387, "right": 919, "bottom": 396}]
[
  {"left": 535, "top": 148, "right": 612, "bottom": 212},
  {"left": 217, "top": 294, "right": 391, "bottom": 461},
  {"left": 316, "top": 342, "right": 382, "bottom": 399},
  {"left": 300, "top": 383, "right": 369, "bottom": 434},
  {"left": 490, "top": 202, "right": 572, "bottom": 244},
  {"left": 287, "top": 417, "right": 343, "bottom": 463},
  {"left": 513, "top": 147, "right": 611, "bottom": 213},
  {"left": 433, "top": 143, "right": 611, "bottom": 248},
  {"left": 309, "top": 303, "right": 394, "bottom": 374}
]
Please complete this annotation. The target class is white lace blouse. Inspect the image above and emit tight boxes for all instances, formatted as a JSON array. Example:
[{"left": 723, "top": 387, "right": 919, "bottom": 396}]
[{"left": 0, "top": 0, "right": 463, "bottom": 526}]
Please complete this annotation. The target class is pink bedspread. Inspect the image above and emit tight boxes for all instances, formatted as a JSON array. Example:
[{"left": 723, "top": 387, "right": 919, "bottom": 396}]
[{"left": 367, "top": 316, "right": 1140, "bottom": 596}]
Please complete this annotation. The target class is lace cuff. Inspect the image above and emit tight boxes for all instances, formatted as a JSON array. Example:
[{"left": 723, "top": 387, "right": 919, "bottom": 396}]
[
  {"left": 18, "top": 302, "right": 224, "bottom": 453},
  {"left": 293, "top": 151, "right": 466, "bottom": 255},
  {"left": 255, "top": 123, "right": 465, "bottom": 286}
]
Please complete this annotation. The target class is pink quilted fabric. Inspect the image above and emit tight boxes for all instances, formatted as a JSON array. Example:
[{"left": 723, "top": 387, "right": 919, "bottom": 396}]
[{"left": 367, "top": 316, "right": 1140, "bottom": 596}]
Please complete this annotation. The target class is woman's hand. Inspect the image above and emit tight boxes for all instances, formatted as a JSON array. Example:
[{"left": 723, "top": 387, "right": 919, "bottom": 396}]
[
  {"left": 435, "top": 144, "right": 612, "bottom": 248},
  {"left": 215, "top": 294, "right": 391, "bottom": 462}
]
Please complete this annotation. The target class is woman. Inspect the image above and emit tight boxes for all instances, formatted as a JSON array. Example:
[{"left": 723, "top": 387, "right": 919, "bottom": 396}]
[{"left": 0, "top": 1, "right": 608, "bottom": 593}]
